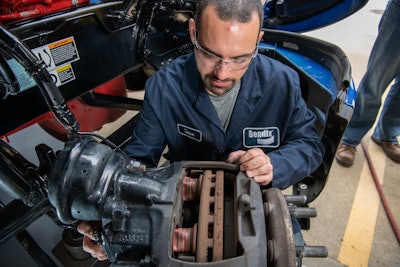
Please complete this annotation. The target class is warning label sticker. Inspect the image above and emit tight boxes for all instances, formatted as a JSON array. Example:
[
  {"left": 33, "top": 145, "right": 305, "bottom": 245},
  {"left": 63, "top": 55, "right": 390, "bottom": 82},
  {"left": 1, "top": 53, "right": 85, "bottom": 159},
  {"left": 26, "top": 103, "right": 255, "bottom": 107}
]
[
  {"left": 57, "top": 64, "right": 75, "bottom": 84},
  {"left": 48, "top": 37, "right": 79, "bottom": 67},
  {"left": 32, "top": 37, "right": 80, "bottom": 86}
]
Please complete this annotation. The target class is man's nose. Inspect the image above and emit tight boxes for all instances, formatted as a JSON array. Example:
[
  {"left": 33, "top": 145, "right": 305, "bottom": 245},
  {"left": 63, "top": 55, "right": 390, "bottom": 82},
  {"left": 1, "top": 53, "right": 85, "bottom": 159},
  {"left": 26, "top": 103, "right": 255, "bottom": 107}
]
[{"left": 214, "top": 61, "right": 230, "bottom": 79}]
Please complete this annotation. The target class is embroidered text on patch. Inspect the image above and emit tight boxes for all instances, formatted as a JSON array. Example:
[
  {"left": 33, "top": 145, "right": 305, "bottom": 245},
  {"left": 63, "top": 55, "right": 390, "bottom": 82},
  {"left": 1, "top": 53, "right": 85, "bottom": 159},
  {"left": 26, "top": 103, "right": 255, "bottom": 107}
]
[
  {"left": 177, "top": 123, "right": 202, "bottom": 142},
  {"left": 243, "top": 127, "right": 280, "bottom": 148}
]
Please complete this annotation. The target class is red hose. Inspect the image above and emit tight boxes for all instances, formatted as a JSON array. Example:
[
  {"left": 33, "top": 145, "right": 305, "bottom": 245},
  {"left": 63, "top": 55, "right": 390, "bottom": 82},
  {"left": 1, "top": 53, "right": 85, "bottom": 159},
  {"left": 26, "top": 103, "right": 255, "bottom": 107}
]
[{"left": 361, "top": 140, "right": 400, "bottom": 246}]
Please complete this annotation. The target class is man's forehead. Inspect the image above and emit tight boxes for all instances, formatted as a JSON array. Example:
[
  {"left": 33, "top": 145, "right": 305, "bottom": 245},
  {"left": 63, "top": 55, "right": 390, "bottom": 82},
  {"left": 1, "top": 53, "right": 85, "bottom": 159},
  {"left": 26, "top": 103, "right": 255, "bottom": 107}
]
[{"left": 199, "top": 5, "right": 260, "bottom": 28}]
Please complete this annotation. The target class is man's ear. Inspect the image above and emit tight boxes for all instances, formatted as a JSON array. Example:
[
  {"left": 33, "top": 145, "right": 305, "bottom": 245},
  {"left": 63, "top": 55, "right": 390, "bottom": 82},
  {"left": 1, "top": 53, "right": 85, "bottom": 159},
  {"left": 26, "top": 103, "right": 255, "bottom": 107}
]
[
  {"left": 189, "top": 18, "right": 196, "bottom": 45},
  {"left": 258, "top": 31, "right": 264, "bottom": 43}
]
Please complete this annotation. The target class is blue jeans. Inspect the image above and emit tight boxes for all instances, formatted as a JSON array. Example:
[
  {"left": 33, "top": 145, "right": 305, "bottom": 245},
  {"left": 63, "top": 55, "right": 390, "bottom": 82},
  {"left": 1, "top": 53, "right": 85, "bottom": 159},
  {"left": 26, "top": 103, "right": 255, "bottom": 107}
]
[{"left": 342, "top": 0, "right": 400, "bottom": 146}]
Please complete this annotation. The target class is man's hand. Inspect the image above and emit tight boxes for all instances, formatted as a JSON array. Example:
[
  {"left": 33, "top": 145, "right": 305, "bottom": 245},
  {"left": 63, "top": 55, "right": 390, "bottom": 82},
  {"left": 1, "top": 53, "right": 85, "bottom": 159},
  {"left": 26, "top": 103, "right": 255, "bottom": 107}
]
[
  {"left": 227, "top": 148, "right": 273, "bottom": 186},
  {"left": 77, "top": 221, "right": 108, "bottom": 261}
]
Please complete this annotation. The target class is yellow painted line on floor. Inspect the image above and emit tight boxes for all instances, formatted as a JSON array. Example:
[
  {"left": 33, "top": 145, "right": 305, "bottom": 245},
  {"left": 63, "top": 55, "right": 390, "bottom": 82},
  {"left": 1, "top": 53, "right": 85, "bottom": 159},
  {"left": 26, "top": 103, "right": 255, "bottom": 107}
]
[{"left": 338, "top": 141, "right": 386, "bottom": 267}]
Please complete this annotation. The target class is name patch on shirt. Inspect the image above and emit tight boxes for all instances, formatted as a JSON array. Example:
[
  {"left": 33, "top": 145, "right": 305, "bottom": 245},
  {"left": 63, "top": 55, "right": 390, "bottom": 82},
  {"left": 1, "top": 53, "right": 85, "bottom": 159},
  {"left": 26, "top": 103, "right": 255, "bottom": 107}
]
[
  {"left": 243, "top": 127, "right": 280, "bottom": 148},
  {"left": 177, "top": 123, "right": 202, "bottom": 142}
]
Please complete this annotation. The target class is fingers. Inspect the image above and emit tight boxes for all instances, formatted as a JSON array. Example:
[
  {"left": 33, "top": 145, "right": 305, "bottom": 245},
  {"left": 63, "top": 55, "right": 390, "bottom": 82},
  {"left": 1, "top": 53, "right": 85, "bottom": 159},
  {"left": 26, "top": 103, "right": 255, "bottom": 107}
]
[
  {"left": 252, "top": 172, "right": 273, "bottom": 186},
  {"left": 82, "top": 235, "right": 108, "bottom": 261},
  {"left": 235, "top": 148, "right": 265, "bottom": 165},
  {"left": 226, "top": 150, "right": 246, "bottom": 164},
  {"left": 228, "top": 148, "right": 273, "bottom": 186},
  {"left": 77, "top": 221, "right": 95, "bottom": 240},
  {"left": 240, "top": 152, "right": 272, "bottom": 177},
  {"left": 77, "top": 222, "right": 108, "bottom": 261}
]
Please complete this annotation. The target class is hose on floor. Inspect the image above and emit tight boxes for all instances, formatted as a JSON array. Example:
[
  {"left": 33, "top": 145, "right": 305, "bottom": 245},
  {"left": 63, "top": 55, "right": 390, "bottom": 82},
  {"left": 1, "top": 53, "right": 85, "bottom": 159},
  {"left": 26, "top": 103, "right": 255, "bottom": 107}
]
[{"left": 360, "top": 140, "right": 400, "bottom": 246}]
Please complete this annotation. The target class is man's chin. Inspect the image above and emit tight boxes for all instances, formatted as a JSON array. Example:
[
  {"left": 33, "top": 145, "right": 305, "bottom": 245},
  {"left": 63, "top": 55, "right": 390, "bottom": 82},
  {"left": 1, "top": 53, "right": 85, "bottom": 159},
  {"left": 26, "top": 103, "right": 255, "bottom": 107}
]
[
  {"left": 209, "top": 86, "right": 231, "bottom": 95},
  {"left": 207, "top": 81, "right": 234, "bottom": 95}
]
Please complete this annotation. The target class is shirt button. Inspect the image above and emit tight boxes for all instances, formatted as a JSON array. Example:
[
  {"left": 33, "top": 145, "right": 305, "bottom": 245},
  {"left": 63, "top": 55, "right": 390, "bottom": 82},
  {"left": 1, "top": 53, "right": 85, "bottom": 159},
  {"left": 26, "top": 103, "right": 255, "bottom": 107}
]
[{"left": 218, "top": 149, "right": 225, "bottom": 154}]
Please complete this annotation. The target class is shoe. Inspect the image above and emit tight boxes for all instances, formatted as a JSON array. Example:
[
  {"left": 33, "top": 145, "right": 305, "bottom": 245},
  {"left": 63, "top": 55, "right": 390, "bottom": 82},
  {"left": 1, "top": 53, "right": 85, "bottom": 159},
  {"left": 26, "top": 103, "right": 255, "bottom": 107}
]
[
  {"left": 371, "top": 136, "right": 400, "bottom": 163},
  {"left": 335, "top": 143, "right": 356, "bottom": 167}
]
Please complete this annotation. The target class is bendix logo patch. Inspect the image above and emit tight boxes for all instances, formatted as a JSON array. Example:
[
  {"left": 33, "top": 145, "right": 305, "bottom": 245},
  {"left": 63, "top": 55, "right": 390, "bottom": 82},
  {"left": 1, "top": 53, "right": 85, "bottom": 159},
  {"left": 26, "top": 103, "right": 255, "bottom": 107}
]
[{"left": 243, "top": 127, "right": 280, "bottom": 148}]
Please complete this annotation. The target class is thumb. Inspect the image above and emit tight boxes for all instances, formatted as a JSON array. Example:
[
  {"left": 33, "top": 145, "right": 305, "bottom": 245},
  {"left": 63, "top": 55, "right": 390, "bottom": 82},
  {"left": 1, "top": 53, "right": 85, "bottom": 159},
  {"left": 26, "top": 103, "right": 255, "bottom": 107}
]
[
  {"left": 77, "top": 222, "right": 95, "bottom": 240},
  {"left": 227, "top": 150, "right": 246, "bottom": 164}
]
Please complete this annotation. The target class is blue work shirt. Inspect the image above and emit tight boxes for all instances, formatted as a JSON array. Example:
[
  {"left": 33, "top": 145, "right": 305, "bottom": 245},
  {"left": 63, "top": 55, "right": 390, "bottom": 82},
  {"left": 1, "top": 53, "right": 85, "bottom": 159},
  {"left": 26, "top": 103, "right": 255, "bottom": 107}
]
[{"left": 125, "top": 53, "right": 325, "bottom": 190}]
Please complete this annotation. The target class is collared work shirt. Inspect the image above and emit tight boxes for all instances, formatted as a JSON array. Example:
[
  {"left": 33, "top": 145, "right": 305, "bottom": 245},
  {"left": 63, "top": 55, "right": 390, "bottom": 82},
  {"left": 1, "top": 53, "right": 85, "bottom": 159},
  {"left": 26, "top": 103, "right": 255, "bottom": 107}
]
[{"left": 125, "top": 53, "right": 325, "bottom": 189}]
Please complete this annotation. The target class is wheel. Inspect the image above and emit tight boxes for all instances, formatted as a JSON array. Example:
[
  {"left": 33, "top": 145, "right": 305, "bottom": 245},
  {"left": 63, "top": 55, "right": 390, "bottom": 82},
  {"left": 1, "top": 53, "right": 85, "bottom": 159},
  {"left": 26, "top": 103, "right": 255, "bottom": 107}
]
[{"left": 263, "top": 188, "right": 296, "bottom": 267}]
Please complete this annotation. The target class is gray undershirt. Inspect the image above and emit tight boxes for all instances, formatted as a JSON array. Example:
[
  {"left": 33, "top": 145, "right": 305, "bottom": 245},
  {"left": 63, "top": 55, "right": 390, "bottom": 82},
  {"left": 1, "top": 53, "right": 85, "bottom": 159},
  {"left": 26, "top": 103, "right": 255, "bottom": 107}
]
[{"left": 208, "top": 80, "right": 241, "bottom": 131}]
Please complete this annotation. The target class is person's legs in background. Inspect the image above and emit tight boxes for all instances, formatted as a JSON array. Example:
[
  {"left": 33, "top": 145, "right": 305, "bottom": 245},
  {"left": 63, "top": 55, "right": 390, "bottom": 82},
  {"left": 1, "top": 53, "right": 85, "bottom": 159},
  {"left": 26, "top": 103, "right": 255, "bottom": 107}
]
[
  {"left": 371, "top": 77, "right": 400, "bottom": 162},
  {"left": 336, "top": 0, "right": 400, "bottom": 166}
]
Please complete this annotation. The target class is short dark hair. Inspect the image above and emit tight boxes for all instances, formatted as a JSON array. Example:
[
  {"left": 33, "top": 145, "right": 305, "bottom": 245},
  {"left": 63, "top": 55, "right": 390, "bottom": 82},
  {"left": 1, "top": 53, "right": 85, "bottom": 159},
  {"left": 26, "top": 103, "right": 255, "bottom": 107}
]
[{"left": 194, "top": 0, "right": 264, "bottom": 32}]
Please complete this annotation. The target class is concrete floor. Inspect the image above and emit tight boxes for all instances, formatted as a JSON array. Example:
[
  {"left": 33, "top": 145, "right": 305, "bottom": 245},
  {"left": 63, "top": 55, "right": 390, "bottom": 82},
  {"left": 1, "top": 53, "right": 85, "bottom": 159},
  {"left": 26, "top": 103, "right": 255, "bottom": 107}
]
[{"left": 302, "top": 0, "right": 400, "bottom": 266}]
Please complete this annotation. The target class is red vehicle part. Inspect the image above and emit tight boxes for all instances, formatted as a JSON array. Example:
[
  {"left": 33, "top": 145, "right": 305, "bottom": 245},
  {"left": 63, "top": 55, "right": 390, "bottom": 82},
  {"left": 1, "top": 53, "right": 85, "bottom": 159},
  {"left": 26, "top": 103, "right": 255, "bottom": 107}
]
[
  {"left": 38, "top": 75, "right": 128, "bottom": 141},
  {"left": 0, "top": 0, "right": 90, "bottom": 24},
  {"left": 0, "top": 76, "right": 128, "bottom": 142}
]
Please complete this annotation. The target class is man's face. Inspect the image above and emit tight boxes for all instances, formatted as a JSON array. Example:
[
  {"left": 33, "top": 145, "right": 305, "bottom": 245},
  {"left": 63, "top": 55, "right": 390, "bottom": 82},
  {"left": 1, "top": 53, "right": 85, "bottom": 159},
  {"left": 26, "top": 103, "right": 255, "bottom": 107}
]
[{"left": 189, "top": 6, "right": 263, "bottom": 96}]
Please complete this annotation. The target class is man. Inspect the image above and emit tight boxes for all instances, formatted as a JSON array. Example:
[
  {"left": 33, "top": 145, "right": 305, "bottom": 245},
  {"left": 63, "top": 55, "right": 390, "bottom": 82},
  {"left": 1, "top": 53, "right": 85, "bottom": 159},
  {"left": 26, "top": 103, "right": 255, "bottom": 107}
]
[
  {"left": 336, "top": 0, "right": 400, "bottom": 167},
  {"left": 78, "top": 0, "right": 325, "bottom": 260}
]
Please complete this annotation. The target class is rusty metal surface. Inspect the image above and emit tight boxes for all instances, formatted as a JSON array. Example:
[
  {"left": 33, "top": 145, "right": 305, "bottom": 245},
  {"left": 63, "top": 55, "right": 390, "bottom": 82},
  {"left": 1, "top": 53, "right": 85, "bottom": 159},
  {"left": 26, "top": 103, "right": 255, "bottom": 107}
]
[
  {"left": 196, "top": 169, "right": 212, "bottom": 262},
  {"left": 196, "top": 169, "right": 225, "bottom": 262},
  {"left": 212, "top": 170, "right": 224, "bottom": 261},
  {"left": 182, "top": 175, "right": 202, "bottom": 202},
  {"left": 263, "top": 188, "right": 296, "bottom": 267},
  {"left": 173, "top": 225, "right": 197, "bottom": 254}
]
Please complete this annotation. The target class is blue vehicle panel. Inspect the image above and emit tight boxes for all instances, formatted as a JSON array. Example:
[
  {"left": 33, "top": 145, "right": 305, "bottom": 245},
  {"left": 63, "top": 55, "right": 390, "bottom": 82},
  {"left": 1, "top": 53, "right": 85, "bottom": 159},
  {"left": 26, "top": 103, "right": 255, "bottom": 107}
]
[{"left": 264, "top": 0, "right": 368, "bottom": 32}]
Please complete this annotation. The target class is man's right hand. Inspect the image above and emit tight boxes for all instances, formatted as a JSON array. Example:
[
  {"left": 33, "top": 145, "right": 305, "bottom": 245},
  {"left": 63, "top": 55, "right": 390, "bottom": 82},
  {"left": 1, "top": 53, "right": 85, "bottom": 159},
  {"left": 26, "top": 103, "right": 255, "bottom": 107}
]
[
  {"left": 227, "top": 148, "right": 273, "bottom": 186},
  {"left": 77, "top": 221, "right": 108, "bottom": 261}
]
